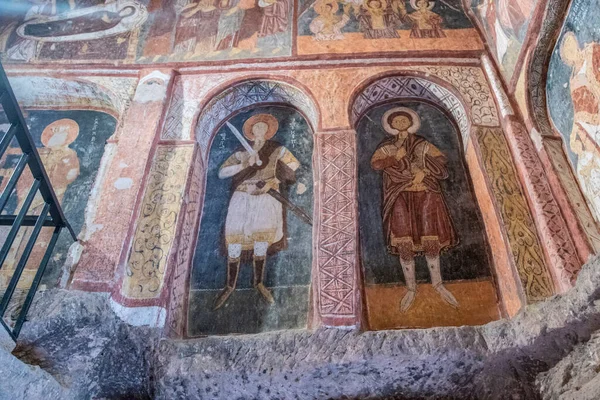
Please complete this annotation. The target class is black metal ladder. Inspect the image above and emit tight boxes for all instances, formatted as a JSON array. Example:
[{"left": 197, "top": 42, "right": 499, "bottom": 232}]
[{"left": 0, "top": 62, "right": 76, "bottom": 340}]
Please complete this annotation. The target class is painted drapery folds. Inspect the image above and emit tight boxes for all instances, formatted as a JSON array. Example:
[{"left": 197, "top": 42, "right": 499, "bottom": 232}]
[
  {"left": 470, "top": 0, "right": 538, "bottom": 81},
  {"left": 188, "top": 106, "right": 313, "bottom": 336},
  {"left": 547, "top": 0, "right": 600, "bottom": 223},
  {"left": 0, "top": 110, "right": 114, "bottom": 322},
  {"left": 298, "top": 0, "right": 483, "bottom": 55},
  {"left": 358, "top": 101, "right": 499, "bottom": 330}
]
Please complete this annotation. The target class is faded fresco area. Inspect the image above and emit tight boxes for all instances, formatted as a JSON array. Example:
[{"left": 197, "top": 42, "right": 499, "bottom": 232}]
[
  {"left": 188, "top": 106, "right": 313, "bottom": 336},
  {"left": 357, "top": 101, "right": 499, "bottom": 330},
  {"left": 0, "top": 110, "right": 114, "bottom": 322},
  {"left": 547, "top": 0, "right": 600, "bottom": 222},
  {"left": 298, "top": 0, "right": 482, "bottom": 55},
  {"left": 0, "top": 0, "right": 293, "bottom": 63},
  {"left": 470, "top": 0, "right": 537, "bottom": 81}
]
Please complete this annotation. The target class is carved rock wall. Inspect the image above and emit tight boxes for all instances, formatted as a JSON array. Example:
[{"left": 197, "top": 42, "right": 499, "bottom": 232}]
[{"left": 3, "top": 254, "right": 600, "bottom": 399}]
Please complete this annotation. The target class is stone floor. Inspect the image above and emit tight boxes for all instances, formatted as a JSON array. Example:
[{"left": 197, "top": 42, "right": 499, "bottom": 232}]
[{"left": 1, "top": 255, "right": 600, "bottom": 399}]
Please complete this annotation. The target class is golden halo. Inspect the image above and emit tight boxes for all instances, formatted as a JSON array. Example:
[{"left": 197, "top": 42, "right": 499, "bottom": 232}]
[
  {"left": 382, "top": 107, "right": 421, "bottom": 135},
  {"left": 242, "top": 114, "right": 279, "bottom": 140},
  {"left": 41, "top": 118, "right": 80, "bottom": 147}
]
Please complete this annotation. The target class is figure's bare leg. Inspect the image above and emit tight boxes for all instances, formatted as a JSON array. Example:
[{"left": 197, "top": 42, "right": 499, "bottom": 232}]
[
  {"left": 425, "top": 250, "right": 459, "bottom": 308},
  {"left": 213, "top": 244, "right": 241, "bottom": 310},
  {"left": 400, "top": 257, "right": 417, "bottom": 312},
  {"left": 253, "top": 241, "right": 274, "bottom": 304}
]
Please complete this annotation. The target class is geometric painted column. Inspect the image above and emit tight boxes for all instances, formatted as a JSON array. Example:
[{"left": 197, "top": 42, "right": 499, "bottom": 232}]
[
  {"left": 71, "top": 69, "right": 176, "bottom": 294},
  {"left": 314, "top": 130, "right": 362, "bottom": 328}
]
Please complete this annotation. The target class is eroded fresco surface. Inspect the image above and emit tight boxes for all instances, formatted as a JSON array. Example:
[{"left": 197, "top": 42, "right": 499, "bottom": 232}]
[{"left": 0, "top": 110, "right": 114, "bottom": 324}]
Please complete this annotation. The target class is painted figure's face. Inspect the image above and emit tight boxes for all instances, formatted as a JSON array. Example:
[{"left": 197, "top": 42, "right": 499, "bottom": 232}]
[
  {"left": 416, "top": 0, "right": 429, "bottom": 9},
  {"left": 45, "top": 126, "right": 70, "bottom": 147},
  {"left": 560, "top": 32, "right": 581, "bottom": 67},
  {"left": 391, "top": 115, "right": 413, "bottom": 132},
  {"left": 370, "top": 0, "right": 382, "bottom": 9},
  {"left": 252, "top": 122, "right": 269, "bottom": 140}
]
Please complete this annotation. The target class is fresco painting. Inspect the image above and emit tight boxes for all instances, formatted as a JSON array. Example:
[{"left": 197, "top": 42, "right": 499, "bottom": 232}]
[
  {"left": 547, "top": 0, "right": 600, "bottom": 221},
  {"left": 298, "top": 0, "right": 483, "bottom": 55},
  {"left": 0, "top": 110, "right": 115, "bottom": 323},
  {"left": 0, "top": 0, "right": 293, "bottom": 63},
  {"left": 470, "top": 0, "right": 537, "bottom": 81},
  {"left": 188, "top": 106, "right": 313, "bottom": 336},
  {"left": 357, "top": 102, "right": 499, "bottom": 329}
]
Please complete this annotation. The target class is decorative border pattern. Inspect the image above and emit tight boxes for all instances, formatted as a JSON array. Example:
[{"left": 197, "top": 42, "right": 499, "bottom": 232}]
[
  {"left": 476, "top": 127, "right": 555, "bottom": 302},
  {"left": 316, "top": 131, "right": 359, "bottom": 320},
  {"left": 527, "top": 0, "right": 571, "bottom": 136},
  {"left": 543, "top": 138, "right": 600, "bottom": 252},
  {"left": 411, "top": 66, "right": 500, "bottom": 126},
  {"left": 122, "top": 145, "right": 194, "bottom": 299},
  {"left": 505, "top": 119, "right": 581, "bottom": 289},
  {"left": 195, "top": 80, "right": 318, "bottom": 159}
]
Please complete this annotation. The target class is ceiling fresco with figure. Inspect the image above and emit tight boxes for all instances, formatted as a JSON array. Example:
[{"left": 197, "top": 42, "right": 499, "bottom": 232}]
[
  {"left": 0, "top": 0, "right": 484, "bottom": 65},
  {"left": 547, "top": 0, "right": 600, "bottom": 222},
  {"left": 469, "top": 0, "right": 539, "bottom": 83}
]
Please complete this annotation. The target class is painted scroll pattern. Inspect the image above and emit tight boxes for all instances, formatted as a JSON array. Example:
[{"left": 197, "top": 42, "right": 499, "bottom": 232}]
[
  {"left": 413, "top": 66, "right": 500, "bottom": 126},
  {"left": 476, "top": 127, "right": 554, "bottom": 301},
  {"left": 506, "top": 120, "right": 581, "bottom": 287},
  {"left": 123, "top": 145, "right": 194, "bottom": 299},
  {"left": 317, "top": 131, "right": 358, "bottom": 320},
  {"left": 544, "top": 138, "right": 600, "bottom": 252}
]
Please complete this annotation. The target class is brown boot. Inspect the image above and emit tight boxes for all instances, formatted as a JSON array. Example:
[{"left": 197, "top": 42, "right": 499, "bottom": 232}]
[
  {"left": 253, "top": 256, "right": 274, "bottom": 304},
  {"left": 213, "top": 257, "right": 240, "bottom": 310}
]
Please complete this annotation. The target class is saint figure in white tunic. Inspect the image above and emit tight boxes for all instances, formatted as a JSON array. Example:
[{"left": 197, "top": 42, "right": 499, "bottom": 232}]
[{"left": 214, "top": 113, "right": 305, "bottom": 309}]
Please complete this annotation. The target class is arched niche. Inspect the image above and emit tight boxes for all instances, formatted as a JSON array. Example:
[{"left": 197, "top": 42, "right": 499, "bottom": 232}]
[
  {"left": 194, "top": 79, "right": 319, "bottom": 161},
  {"left": 0, "top": 75, "right": 125, "bottom": 321},
  {"left": 180, "top": 79, "right": 318, "bottom": 337},
  {"left": 349, "top": 73, "right": 509, "bottom": 329}
]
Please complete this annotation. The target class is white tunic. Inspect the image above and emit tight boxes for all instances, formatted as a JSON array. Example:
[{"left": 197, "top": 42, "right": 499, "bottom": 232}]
[{"left": 220, "top": 145, "right": 300, "bottom": 250}]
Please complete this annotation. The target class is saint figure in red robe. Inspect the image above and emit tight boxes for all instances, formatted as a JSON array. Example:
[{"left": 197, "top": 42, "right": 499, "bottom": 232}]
[{"left": 370, "top": 107, "right": 459, "bottom": 311}]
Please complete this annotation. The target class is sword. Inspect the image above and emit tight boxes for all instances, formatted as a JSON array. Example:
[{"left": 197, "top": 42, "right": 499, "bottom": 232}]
[
  {"left": 225, "top": 121, "right": 262, "bottom": 166},
  {"left": 225, "top": 121, "right": 312, "bottom": 226},
  {"left": 268, "top": 188, "right": 313, "bottom": 226}
]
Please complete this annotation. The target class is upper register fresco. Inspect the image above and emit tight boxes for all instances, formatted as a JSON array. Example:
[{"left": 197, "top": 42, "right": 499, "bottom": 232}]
[{"left": 0, "top": 0, "right": 483, "bottom": 64}]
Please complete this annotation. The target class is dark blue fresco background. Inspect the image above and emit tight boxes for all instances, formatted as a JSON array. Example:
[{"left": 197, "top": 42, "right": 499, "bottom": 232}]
[
  {"left": 0, "top": 110, "right": 116, "bottom": 287},
  {"left": 357, "top": 102, "right": 491, "bottom": 285},
  {"left": 191, "top": 106, "right": 314, "bottom": 291},
  {"left": 547, "top": 0, "right": 600, "bottom": 167}
]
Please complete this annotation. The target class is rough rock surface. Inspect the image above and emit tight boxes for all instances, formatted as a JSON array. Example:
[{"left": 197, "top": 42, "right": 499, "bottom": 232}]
[
  {"left": 537, "top": 332, "right": 600, "bottom": 400},
  {"left": 1, "top": 255, "right": 599, "bottom": 399}
]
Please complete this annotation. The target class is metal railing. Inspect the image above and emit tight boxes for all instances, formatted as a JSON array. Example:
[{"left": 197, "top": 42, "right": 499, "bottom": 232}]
[{"left": 0, "top": 62, "right": 76, "bottom": 340}]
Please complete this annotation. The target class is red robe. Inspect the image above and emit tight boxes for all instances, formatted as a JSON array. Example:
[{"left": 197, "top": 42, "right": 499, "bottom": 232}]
[
  {"left": 258, "top": 0, "right": 290, "bottom": 37},
  {"left": 371, "top": 135, "right": 457, "bottom": 255}
]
